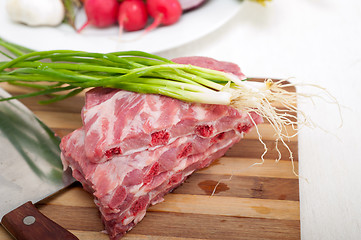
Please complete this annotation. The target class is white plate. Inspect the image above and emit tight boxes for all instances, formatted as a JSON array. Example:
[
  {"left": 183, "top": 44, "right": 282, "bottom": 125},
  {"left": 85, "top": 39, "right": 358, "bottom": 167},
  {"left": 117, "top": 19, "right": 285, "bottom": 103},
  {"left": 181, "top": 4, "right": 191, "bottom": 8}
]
[{"left": 0, "top": 0, "right": 242, "bottom": 54}]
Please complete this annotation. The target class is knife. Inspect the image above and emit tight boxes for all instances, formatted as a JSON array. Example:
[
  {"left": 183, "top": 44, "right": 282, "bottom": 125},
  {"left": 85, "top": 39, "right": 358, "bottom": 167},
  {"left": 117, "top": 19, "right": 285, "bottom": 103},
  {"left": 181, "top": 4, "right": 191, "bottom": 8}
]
[{"left": 0, "top": 88, "right": 78, "bottom": 240}]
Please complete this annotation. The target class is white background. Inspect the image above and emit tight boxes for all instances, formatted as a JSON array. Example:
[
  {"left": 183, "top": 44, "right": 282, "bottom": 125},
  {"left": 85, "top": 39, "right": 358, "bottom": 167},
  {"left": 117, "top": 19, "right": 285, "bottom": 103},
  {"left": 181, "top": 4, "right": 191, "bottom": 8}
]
[{"left": 1, "top": 1, "right": 361, "bottom": 239}]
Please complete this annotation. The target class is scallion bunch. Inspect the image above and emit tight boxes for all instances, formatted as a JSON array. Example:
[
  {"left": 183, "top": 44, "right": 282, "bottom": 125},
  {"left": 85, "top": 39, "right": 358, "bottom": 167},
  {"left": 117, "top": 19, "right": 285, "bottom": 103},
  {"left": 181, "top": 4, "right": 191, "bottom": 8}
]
[
  {"left": 2, "top": 38, "right": 326, "bottom": 170},
  {"left": 0, "top": 38, "right": 243, "bottom": 105}
]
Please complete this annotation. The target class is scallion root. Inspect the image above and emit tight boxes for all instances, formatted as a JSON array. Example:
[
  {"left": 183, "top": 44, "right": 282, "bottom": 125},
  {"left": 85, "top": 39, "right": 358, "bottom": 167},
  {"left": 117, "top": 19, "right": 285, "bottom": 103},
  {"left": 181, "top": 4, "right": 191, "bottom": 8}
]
[{"left": 223, "top": 78, "right": 341, "bottom": 177}]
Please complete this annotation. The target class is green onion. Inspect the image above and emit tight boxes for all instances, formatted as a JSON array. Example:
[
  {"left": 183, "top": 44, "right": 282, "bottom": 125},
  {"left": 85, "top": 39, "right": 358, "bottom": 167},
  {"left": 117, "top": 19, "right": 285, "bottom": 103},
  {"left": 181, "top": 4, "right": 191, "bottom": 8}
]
[
  {"left": 1, "top": 38, "right": 319, "bottom": 169},
  {"left": 0, "top": 39, "right": 244, "bottom": 105}
]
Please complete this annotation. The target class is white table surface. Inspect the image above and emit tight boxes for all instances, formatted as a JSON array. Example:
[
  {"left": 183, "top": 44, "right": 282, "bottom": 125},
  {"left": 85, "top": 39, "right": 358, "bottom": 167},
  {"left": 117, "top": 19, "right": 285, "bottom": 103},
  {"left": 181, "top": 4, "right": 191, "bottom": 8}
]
[{"left": 1, "top": 1, "right": 361, "bottom": 239}]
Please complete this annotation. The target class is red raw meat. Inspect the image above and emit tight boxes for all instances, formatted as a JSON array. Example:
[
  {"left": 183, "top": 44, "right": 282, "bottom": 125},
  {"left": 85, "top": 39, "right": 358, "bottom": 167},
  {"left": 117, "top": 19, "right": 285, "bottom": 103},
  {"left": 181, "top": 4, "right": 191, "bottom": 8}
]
[
  {"left": 172, "top": 56, "right": 246, "bottom": 79},
  {"left": 81, "top": 88, "right": 257, "bottom": 163},
  {"left": 61, "top": 127, "right": 243, "bottom": 239},
  {"left": 60, "top": 56, "right": 263, "bottom": 240}
]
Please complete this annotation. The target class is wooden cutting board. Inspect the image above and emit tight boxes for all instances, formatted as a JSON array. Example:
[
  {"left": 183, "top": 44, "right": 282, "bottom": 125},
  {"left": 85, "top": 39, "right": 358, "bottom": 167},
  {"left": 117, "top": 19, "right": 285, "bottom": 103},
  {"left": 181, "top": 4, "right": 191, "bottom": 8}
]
[{"left": 0, "top": 80, "right": 300, "bottom": 240}]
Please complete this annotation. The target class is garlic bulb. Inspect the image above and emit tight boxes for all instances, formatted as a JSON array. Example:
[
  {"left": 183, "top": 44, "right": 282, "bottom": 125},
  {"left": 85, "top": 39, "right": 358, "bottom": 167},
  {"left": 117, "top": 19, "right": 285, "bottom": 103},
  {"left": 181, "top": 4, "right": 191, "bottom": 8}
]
[{"left": 6, "top": 0, "right": 65, "bottom": 27}]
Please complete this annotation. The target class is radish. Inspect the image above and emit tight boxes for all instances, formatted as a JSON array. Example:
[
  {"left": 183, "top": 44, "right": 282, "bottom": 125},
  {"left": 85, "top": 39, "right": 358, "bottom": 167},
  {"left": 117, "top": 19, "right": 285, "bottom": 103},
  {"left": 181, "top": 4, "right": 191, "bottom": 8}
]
[
  {"left": 118, "top": 0, "right": 148, "bottom": 32},
  {"left": 78, "top": 0, "right": 119, "bottom": 32},
  {"left": 144, "top": 0, "right": 183, "bottom": 33}
]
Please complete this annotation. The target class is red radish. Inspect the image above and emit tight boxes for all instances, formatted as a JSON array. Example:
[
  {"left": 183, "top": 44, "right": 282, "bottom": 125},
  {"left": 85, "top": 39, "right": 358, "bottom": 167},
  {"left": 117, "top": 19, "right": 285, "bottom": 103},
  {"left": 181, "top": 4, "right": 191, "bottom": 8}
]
[
  {"left": 118, "top": 0, "right": 148, "bottom": 32},
  {"left": 78, "top": 0, "right": 119, "bottom": 33},
  {"left": 144, "top": 0, "right": 182, "bottom": 33}
]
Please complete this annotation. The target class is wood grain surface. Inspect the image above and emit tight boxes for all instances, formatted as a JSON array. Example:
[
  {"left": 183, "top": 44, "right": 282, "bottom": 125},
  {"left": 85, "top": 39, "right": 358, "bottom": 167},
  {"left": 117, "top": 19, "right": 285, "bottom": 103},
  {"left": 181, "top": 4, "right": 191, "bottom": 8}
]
[{"left": 0, "top": 80, "right": 300, "bottom": 240}]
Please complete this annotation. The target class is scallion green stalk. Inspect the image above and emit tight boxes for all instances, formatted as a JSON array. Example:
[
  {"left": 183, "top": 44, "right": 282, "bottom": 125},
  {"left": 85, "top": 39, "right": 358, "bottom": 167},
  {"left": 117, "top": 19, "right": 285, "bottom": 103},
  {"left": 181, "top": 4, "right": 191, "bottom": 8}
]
[
  {"left": 1, "top": 38, "right": 315, "bottom": 167},
  {"left": 0, "top": 39, "right": 247, "bottom": 105}
]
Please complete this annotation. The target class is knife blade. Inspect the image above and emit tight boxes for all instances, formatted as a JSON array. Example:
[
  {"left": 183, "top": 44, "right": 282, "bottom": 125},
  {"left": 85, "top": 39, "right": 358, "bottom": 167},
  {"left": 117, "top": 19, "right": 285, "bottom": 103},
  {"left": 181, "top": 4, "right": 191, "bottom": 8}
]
[{"left": 0, "top": 88, "right": 78, "bottom": 240}]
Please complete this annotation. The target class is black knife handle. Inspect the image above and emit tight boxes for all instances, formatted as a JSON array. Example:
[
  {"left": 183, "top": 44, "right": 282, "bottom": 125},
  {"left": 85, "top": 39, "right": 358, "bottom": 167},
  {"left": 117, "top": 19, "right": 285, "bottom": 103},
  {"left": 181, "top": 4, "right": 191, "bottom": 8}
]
[{"left": 1, "top": 201, "right": 79, "bottom": 240}]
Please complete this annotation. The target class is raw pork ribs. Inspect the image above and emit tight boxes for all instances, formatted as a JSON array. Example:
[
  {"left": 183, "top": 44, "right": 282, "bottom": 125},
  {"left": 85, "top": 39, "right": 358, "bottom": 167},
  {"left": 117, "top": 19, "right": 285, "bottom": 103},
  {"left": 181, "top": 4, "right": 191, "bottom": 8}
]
[{"left": 60, "top": 57, "right": 263, "bottom": 240}]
